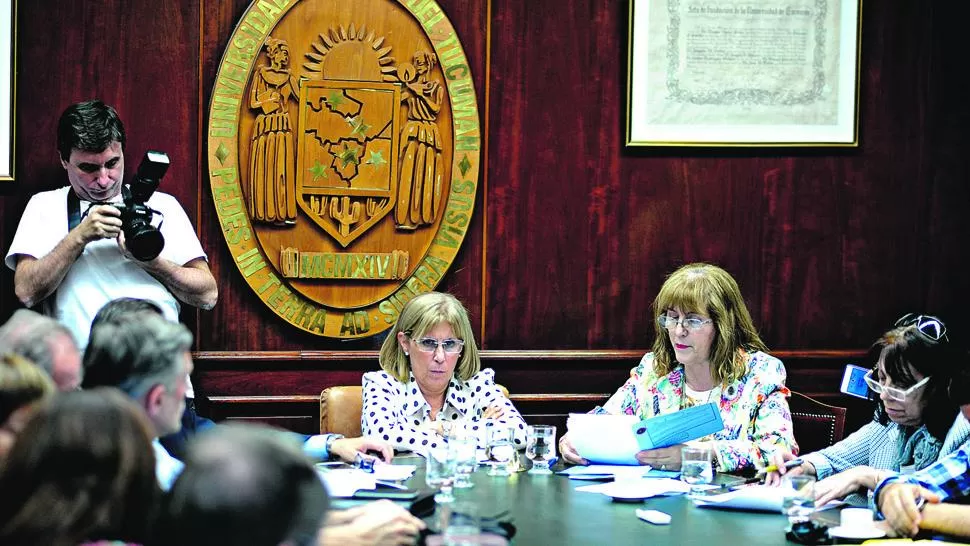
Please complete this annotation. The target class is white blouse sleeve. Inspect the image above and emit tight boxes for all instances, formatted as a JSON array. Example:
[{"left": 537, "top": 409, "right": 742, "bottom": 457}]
[{"left": 468, "top": 368, "right": 528, "bottom": 448}]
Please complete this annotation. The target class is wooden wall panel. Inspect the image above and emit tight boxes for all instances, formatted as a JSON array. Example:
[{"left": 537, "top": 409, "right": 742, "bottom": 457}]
[{"left": 2, "top": 1, "right": 968, "bottom": 443}]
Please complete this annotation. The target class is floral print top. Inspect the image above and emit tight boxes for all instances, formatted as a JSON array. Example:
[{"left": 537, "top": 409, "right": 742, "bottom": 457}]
[{"left": 595, "top": 350, "right": 797, "bottom": 472}]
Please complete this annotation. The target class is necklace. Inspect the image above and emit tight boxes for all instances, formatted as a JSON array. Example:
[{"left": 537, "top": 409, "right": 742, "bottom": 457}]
[{"left": 681, "top": 383, "right": 720, "bottom": 409}]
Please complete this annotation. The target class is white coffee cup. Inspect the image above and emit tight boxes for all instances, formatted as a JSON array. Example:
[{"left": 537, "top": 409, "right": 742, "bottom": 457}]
[{"left": 840, "top": 507, "right": 874, "bottom": 528}]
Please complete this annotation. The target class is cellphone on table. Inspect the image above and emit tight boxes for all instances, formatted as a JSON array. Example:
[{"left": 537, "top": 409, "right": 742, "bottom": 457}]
[{"left": 840, "top": 363, "right": 871, "bottom": 399}]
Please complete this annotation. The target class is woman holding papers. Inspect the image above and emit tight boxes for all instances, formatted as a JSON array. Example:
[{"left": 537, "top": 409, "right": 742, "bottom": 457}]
[
  {"left": 766, "top": 314, "right": 969, "bottom": 506},
  {"left": 560, "top": 262, "right": 796, "bottom": 472},
  {"left": 361, "top": 292, "right": 527, "bottom": 454}
]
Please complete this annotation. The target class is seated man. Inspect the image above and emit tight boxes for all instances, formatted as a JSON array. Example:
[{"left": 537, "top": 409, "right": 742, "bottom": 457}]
[
  {"left": 875, "top": 371, "right": 970, "bottom": 539},
  {"left": 161, "top": 424, "right": 330, "bottom": 546},
  {"left": 0, "top": 309, "right": 82, "bottom": 392},
  {"left": 83, "top": 311, "right": 393, "bottom": 489}
]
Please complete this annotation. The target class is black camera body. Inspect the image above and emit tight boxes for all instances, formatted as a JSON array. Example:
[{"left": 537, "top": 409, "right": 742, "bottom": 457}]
[{"left": 115, "top": 151, "right": 169, "bottom": 261}]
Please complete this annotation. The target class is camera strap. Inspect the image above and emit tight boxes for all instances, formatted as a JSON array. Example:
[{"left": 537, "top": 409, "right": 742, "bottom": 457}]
[{"left": 67, "top": 190, "right": 81, "bottom": 230}]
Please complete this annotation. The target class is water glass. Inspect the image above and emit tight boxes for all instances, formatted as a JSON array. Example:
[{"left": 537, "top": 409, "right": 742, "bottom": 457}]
[
  {"left": 525, "top": 424, "right": 557, "bottom": 473},
  {"left": 781, "top": 474, "right": 816, "bottom": 526},
  {"left": 485, "top": 424, "right": 516, "bottom": 476},
  {"left": 426, "top": 444, "right": 457, "bottom": 503},
  {"left": 680, "top": 445, "right": 714, "bottom": 495},
  {"left": 451, "top": 434, "right": 478, "bottom": 488},
  {"left": 441, "top": 500, "right": 481, "bottom": 546}
]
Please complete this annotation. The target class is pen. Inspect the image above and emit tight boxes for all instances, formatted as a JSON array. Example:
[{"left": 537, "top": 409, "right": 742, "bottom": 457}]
[{"left": 759, "top": 458, "right": 804, "bottom": 475}]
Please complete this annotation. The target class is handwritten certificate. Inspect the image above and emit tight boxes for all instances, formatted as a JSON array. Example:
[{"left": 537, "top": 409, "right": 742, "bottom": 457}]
[{"left": 627, "top": 0, "right": 861, "bottom": 145}]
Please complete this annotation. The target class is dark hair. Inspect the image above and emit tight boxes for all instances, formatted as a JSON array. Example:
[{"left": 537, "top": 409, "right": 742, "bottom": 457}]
[
  {"left": 57, "top": 100, "right": 126, "bottom": 161},
  {"left": 0, "top": 388, "right": 161, "bottom": 546},
  {"left": 161, "top": 424, "right": 330, "bottom": 546},
  {"left": 90, "top": 297, "right": 164, "bottom": 331},
  {"left": 872, "top": 322, "right": 961, "bottom": 441}
]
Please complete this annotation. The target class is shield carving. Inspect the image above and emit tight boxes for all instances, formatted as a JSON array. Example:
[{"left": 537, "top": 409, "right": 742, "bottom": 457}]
[{"left": 296, "top": 80, "right": 401, "bottom": 247}]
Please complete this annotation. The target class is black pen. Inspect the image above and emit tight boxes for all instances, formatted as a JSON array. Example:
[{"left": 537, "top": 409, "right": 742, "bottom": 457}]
[{"left": 758, "top": 458, "right": 804, "bottom": 475}]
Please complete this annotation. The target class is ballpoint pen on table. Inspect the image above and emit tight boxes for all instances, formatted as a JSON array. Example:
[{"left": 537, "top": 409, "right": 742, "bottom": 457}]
[{"left": 758, "top": 457, "right": 804, "bottom": 475}]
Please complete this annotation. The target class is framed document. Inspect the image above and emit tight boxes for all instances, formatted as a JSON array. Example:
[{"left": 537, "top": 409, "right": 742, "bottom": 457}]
[
  {"left": 627, "top": 0, "right": 862, "bottom": 147},
  {"left": 1, "top": 0, "right": 14, "bottom": 180}
]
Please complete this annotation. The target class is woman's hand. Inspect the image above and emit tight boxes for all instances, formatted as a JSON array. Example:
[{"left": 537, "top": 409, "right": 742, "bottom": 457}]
[
  {"left": 763, "top": 449, "right": 811, "bottom": 486},
  {"left": 635, "top": 444, "right": 686, "bottom": 470},
  {"left": 481, "top": 403, "right": 505, "bottom": 420},
  {"left": 814, "top": 466, "right": 880, "bottom": 506},
  {"left": 559, "top": 432, "right": 588, "bottom": 465}
]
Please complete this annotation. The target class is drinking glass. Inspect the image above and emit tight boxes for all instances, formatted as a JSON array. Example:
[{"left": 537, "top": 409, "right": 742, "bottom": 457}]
[
  {"left": 426, "top": 444, "right": 457, "bottom": 503},
  {"left": 451, "top": 433, "right": 478, "bottom": 488},
  {"left": 680, "top": 445, "right": 714, "bottom": 495},
  {"left": 441, "top": 499, "right": 481, "bottom": 546},
  {"left": 485, "top": 424, "right": 516, "bottom": 476},
  {"left": 781, "top": 474, "right": 816, "bottom": 526},
  {"left": 525, "top": 424, "right": 557, "bottom": 473}
]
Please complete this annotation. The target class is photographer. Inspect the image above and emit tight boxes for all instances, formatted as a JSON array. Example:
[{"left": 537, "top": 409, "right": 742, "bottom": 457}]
[{"left": 4, "top": 99, "right": 217, "bottom": 350}]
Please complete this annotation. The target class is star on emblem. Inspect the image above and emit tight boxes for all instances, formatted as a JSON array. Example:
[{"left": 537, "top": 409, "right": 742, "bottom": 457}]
[
  {"left": 458, "top": 154, "right": 473, "bottom": 177},
  {"left": 308, "top": 160, "right": 328, "bottom": 181},
  {"left": 332, "top": 142, "right": 361, "bottom": 168},
  {"left": 347, "top": 116, "right": 371, "bottom": 137},
  {"left": 365, "top": 150, "right": 386, "bottom": 167}
]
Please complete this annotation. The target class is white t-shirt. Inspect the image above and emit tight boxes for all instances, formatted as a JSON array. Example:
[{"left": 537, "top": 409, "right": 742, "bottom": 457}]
[{"left": 5, "top": 185, "right": 207, "bottom": 357}]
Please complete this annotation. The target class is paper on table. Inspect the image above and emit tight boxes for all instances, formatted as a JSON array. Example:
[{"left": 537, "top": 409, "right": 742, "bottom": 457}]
[
  {"left": 576, "top": 478, "right": 691, "bottom": 498},
  {"left": 560, "top": 465, "right": 652, "bottom": 480},
  {"left": 373, "top": 462, "right": 416, "bottom": 481},
  {"left": 316, "top": 468, "right": 378, "bottom": 497},
  {"left": 567, "top": 414, "right": 642, "bottom": 465},
  {"left": 692, "top": 485, "right": 846, "bottom": 513}
]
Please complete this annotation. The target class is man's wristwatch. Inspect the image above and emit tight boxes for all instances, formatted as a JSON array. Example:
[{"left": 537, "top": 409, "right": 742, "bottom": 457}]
[{"left": 325, "top": 433, "right": 345, "bottom": 458}]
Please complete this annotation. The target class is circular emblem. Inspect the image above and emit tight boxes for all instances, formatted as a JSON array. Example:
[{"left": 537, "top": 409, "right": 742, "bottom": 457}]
[{"left": 207, "top": 0, "right": 480, "bottom": 338}]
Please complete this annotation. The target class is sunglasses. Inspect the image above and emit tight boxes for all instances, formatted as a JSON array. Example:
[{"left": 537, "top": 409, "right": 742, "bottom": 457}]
[{"left": 895, "top": 313, "right": 948, "bottom": 342}]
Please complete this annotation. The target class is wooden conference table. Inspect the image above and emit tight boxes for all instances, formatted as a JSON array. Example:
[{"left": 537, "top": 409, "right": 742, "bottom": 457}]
[{"left": 389, "top": 455, "right": 803, "bottom": 546}]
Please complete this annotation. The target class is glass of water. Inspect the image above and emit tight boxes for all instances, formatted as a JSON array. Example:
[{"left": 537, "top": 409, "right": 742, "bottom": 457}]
[
  {"left": 450, "top": 430, "right": 478, "bottom": 488},
  {"left": 781, "top": 474, "right": 816, "bottom": 526},
  {"left": 525, "top": 424, "right": 557, "bottom": 473},
  {"left": 485, "top": 424, "right": 516, "bottom": 476},
  {"left": 426, "top": 444, "right": 457, "bottom": 503},
  {"left": 441, "top": 499, "right": 481, "bottom": 546},
  {"left": 680, "top": 445, "right": 714, "bottom": 495}
]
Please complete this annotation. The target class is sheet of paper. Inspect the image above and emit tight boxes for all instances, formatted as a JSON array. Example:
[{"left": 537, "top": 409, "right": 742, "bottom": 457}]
[
  {"left": 566, "top": 414, "right": 642, "bottom": 465},
  {"left": 559, "top": 465, "right": 657, "bottom": 480},
  {"left": 575, "top": 478, "right": 690, "bottom": 497},
  {"left": 316, "top": 468, "right": 377, "bottom": 497},
  {"left": 373, "top": 462, "right": 416, "bottom": 481}
]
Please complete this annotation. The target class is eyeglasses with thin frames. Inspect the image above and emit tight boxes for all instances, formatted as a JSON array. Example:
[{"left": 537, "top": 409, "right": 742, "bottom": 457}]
[
  {"left": 895, "top": 313, "right": 948, "bottom": 342},
  {"left": 410, "top": 336, "right": 465, "bottom": 354},
  {"left": 657, "top": 315, "right": 712, "bottom": 332},
  {"left": 863, "top": 369, "right": 931, "bottom": 402}
]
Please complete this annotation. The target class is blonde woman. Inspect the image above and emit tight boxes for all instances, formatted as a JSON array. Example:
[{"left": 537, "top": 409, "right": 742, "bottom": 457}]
[{"left": 362, "top": 292, "right": 526, "bottom": 454}]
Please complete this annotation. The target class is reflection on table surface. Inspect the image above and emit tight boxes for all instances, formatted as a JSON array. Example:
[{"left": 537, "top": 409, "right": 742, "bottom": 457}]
[{"left": 392, "top": 454, "right": 799, "bottom": 546}]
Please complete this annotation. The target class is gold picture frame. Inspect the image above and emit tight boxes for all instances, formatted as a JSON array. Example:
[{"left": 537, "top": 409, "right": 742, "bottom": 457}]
[
  {"left": 626, "top": 0, "right": 862, "bottom": 147},
  {"left": 1, "top": 0, "right": 14, "bottom": 180}
]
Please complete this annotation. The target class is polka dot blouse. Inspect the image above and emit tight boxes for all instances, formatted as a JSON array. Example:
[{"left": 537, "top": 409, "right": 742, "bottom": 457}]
[{"left": 361, "top": 368, "right": 527, "bottom": 455}]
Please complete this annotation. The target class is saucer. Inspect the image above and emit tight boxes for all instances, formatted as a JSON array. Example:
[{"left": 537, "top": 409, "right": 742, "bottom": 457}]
[
  {"left": 607, "top": 492, "right": 647, "bottom": 502},
  {"left": 827, "top": 525, "right": 886, "bottom": 540}
]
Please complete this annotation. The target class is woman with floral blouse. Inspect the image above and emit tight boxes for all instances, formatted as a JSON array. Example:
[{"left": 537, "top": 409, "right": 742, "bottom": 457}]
[
  {"left": 560, "top": 262, "right": 797, "bottom": 473},
  {"left": 362, "top": 291, "right": 527, "bottom": 455}
]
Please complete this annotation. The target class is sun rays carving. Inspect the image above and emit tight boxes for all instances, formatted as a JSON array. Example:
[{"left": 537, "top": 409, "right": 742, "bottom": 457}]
[{"left": 303, "top": 24, "right": 398, "bottom": 82}]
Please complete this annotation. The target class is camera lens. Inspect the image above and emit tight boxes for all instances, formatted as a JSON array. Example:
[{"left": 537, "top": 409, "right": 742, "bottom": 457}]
[{"left": 126, "top": 225, "right": 164, "bottom": 261}]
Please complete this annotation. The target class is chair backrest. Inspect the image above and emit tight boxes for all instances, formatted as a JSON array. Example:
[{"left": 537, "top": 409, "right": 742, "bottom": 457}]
[
  {"left": 320, "top": 385, "right": 363, "bottom": 437},
  {"left": 788, "top": 391, "right": 847, "bottom": 455},
  {"left": 319, "top": 383, "right": 512, "bottom": 436}
]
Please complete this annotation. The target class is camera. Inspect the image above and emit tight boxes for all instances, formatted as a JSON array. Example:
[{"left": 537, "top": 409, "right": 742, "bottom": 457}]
[{"left": 114, "top": 150, "right": 169, "bottom": 261}]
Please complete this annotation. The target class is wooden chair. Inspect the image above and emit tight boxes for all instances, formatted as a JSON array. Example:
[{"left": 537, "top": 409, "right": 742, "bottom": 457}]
[
  {"left": 788, "top": 391, "right": 847, "bottom": 455},
  {"left": 319, "top": 383, "right": 511, "bottom": 436}
]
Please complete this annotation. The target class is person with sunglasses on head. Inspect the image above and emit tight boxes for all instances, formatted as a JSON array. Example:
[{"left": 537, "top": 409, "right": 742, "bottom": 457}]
[
  {"left": 873, "top": 349, "right": 970, "bottom": 540},
  {"left": 560, "top": 263, "right": 797, "bottom": 472},
  {"left": 362, "top": 291, "right": 527, "bottom": 454},
  {"left": 766, "top": 314, "right": 970, "bottom": 507}
]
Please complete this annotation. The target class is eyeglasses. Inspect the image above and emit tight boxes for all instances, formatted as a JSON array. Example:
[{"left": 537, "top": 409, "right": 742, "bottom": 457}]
[
  {"left": 863, "top": 369, "right": 931, "bottom": 402},
  {"left": 657, "top": 315, "right": 712, "bottom": 331},
  {"left": 895, "top": 313, "right": 948, "bottom": 342},
  {"left": 411, "top": 336, "right": 464, "bottom": 354}
]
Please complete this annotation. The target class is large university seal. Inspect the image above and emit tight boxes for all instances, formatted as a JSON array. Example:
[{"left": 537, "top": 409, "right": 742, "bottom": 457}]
[{"left": 207, "top": 0, "right": 480, "bottom": 338}]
